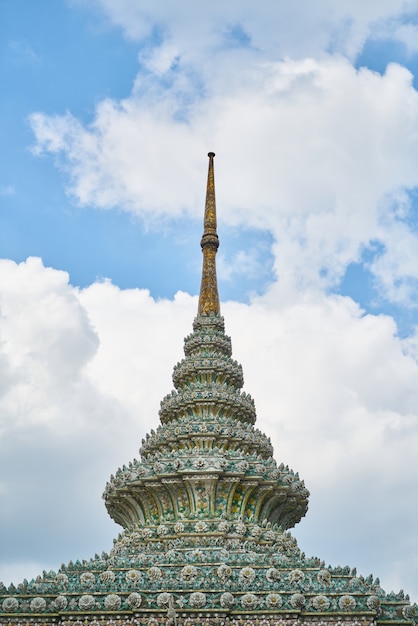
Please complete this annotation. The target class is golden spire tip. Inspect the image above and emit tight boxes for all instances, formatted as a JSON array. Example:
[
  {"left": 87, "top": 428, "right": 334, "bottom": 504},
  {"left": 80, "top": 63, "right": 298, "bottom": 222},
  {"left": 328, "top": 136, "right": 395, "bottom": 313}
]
[{"left": 198, "top": 152, "right": 220, "bottom": 316}]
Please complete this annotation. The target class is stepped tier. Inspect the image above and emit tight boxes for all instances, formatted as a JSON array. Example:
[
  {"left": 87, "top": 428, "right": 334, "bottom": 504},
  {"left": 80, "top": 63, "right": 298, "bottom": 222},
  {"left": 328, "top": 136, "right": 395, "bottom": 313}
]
[
  {"left": 104, "top": 314, "right": 309, "bottom": 532},
  {"left": 161, "top": 317, "right": 254, "bottom": 425},
  {"left": 1, "top": 533, "right": 415, "bottom": 624}
]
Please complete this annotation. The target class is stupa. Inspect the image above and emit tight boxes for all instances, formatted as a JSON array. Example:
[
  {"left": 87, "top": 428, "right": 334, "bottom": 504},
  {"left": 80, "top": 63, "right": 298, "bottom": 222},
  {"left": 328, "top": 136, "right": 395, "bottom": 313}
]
[{"left": 0, "top": 153, "right": 416, "bottom": 626}]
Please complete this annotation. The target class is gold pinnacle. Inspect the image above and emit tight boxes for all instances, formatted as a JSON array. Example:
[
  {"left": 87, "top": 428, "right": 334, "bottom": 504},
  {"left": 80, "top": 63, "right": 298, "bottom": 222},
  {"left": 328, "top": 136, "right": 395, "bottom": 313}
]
[{"left": 198, "top": 152, "right": 220, "bottom": 315}]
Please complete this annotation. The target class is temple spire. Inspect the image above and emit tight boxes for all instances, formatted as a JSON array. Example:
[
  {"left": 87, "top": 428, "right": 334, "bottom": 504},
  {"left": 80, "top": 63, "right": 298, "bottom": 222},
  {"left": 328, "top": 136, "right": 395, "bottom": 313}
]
[{"left": 198, "top": 152, "right": 220, "bottom": 315}]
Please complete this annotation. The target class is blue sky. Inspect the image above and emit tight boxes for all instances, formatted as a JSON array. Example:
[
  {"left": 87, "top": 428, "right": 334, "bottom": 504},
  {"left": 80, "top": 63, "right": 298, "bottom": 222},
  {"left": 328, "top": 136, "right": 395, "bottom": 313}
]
[
  {"left": 1, "top": 0, "right": 418, "bottom": 604},
  {"left": 0, "top": 0, "right": 275, "bottom": 301}
]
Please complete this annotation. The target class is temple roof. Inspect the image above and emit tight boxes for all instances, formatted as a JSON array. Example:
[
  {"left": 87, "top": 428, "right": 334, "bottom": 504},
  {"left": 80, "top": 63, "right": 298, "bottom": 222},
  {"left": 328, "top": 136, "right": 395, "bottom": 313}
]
[{"left": 0, "top": 154, "right": 416, "bottom": 626}]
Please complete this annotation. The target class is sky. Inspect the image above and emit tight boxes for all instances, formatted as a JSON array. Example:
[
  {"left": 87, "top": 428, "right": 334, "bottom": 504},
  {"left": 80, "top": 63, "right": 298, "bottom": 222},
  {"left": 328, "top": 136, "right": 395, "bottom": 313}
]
[{"left": 1, "top": 0, "right": 418, "bottom": 601}]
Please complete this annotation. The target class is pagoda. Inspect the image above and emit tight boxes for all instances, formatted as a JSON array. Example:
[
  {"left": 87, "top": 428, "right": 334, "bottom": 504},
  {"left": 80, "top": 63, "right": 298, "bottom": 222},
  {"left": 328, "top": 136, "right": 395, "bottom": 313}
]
[{"left": 0, "top": 153, "right": 416, "bottom": 626}]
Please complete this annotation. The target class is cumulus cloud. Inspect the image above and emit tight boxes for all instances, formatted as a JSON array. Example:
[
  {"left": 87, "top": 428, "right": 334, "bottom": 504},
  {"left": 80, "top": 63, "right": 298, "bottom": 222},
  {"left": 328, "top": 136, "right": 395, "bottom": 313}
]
[
  {"left": 0, "top": 257, "right": 98, "bottom": 432},
  {"left": 91, "top": 0, "right": 418, "bottom": 60},
  {"left": 30, "top": 56, "right": 418, "bottom": 303},
  {"left": 26, "top": 2, "right": 418, "bottom": 309},
  {"left": 373, "top": 18, "right": 418, "bottom": 55},
  {"left": 0, "top": 258, "right": 417, "bottom": 597},
  {"left": 0, "top": 258, "right": 140, "bottom": 578}
]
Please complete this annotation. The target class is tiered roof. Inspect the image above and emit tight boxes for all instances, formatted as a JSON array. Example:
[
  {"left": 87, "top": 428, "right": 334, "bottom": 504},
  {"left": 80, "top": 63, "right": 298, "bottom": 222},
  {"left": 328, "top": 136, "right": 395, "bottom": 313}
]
[{"left": 0, "top": 153, "right": 416, "bottom": 626}]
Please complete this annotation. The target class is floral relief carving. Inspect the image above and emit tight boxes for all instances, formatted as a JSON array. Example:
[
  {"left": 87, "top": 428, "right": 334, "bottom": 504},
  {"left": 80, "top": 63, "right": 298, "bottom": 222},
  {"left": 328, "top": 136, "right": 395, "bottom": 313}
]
[
  {"left": 367, "top": 595, "right": 381, "bottom": 611},
  {"left": 100, "top": 570, "right": 116, "bottom": 584},
  {"left": 317, "top": 569, "right": 331, "bottom": 585},
  {"left": 339, "top": 595, "right": 356, "bottom": 611},
  {"left": 189, "top": 592, "right": 206, "bottom": 608},
  {"left": 2, "top": 597, "right": 18, "bottom": 612},
  {"left": 157, "top": 592, "right": 171, "bottom": 608},
  {"left": 266, "top": 593, "right": 283, "bottom": 608},
  {"left": 127, "top": 592, "right": 142, "bottom": 608},
  {"left": 239, "top": 567, "right": 256, "bottom": 584},
  {"left": 80, "top": 572, "right": 96, "bottom": 587},
  {"left": 290, "top": 593, "right": 306, "bottom": 609},
  {"left": 220, "top": 592, "right": 235, "bottom": 608},
  {"left": 104, "top": 594, "right": 121, "bottom": 610},
  {"left": 55, "top": 573, "right": 69, "bottom": 586},
  {"left": 266, "top": 567, "right": 280, "bottom": 583},
  {"left": 241, "top": 593, "right": 258, "bottom": 609},
  {"left": 289, "top": 569, "right": 305, "bottom": 584},
  {"left": 148, "top": 566, "right": 163, "bottom": 581},
  {"left": 126, "top": 570, "right": 142, "bottom": 585},
  {"left": 312, "top": 595, "right": 330, "bottom": 610},
  {"left": 54, "top": 595, "right": 68, "bottom": 611},
  {"left": 30, "top": 597, "right": 47, "bottom": 612},
  {"left": 217, "top": 564, "right": 232, "bottom": 580},
  {"left": 79, "top": 595, "right": 96, "bottom": 611},
  {"left": 181, "top": 565, "right": 198, "bottom": 581}
]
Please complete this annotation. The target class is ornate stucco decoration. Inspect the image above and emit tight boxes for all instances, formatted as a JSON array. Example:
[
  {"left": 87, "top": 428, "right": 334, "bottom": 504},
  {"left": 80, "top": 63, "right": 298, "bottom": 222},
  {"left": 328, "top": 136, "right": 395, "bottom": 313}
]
[{"left": 0, "top": 154, "right": 416, "bottom": 626}]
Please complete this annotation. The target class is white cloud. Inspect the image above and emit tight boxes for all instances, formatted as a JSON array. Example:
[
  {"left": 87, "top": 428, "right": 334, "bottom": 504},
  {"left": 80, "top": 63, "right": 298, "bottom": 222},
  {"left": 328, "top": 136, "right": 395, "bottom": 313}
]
[
  {"left": 30, "top": 56, "right": 418, "bottom": 303},
  {"left": 0, "top": 258, "right": 417, "bottom": 598},
  {"left": 0, "top": 258, "right": 98, "bottom": 431},
  {"left": 0, "top": 259, "right": 116, "bottom": 579},
  {"left": 78, "top": 280, "right": 194, "bottom": 419},
  {"left": 139, "top": 43, "right": 181, "bottom": 75},
  {"left": 369, "top": 217, "right": 418, "bottom": 304},
  {"left": 91, "top": 0, "right": 418, "bottom": 60},
  {"left": 31, "top": 1, "right": 418, "bottom": 314},
  {"left": 373, "top": 18, "right": 418, "bottom": 54},
  {"left": 218, "top": 248, "right": 268, "bottom": 283}
]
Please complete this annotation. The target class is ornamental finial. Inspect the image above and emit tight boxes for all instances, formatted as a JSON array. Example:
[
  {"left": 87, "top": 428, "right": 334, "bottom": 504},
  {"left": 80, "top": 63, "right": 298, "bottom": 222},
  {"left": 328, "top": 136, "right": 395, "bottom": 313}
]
[{"left": 198, "top": 152, "right": 220, "bottom": 315}]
